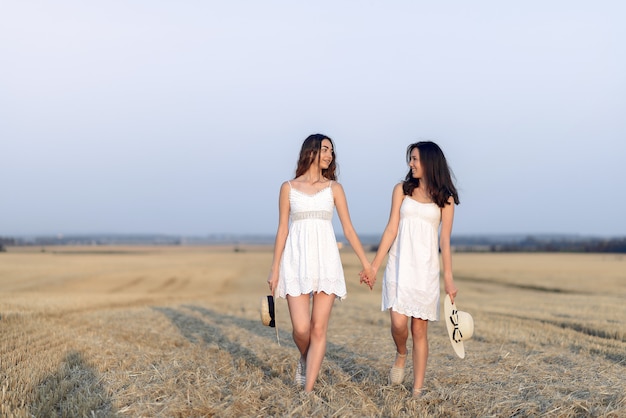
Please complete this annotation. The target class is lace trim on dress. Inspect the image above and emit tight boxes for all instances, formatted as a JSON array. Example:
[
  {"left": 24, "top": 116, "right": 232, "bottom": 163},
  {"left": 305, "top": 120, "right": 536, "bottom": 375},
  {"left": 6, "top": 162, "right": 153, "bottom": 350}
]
[
  {"left": 389, "top": 304, "right": 439, "bottom": 321},
  {"left": 290, "top": 210, "right": 333, "bottom": 221}
]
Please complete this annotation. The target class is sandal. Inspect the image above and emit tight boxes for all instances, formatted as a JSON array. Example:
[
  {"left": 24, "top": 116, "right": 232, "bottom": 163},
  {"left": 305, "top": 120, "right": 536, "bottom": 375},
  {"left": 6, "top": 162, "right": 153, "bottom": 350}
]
[
  {"left": 388, "top": 352, "right": 408, "bottom": 385},
  {"left": 412, "top": 388, "right": 424, "bottom": 398}
]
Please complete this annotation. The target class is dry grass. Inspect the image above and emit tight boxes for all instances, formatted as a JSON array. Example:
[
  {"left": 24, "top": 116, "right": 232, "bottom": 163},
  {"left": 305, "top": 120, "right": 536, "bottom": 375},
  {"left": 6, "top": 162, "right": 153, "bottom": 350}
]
[{"left": 0, "top": 246, "right": 624, "bottom": 417}]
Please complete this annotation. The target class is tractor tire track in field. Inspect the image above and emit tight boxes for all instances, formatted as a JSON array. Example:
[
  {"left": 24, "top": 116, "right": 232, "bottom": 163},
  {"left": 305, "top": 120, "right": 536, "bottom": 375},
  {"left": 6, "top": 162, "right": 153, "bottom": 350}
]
[
  {"left": 458, "top": 275, "right": 582, "bottom": 294},
  {"left": 488, "top": 311, "right": 626, "bottom": 364},
  {"left": 155, "top": 305, "right": 385, "bottom": 386},
  {"left": 152, "top": 306, "right": 280, "bottom": 380},
  {"left": 108, "top": 276, "right": 191, "bottom": 294},
  {"left": 493, "top": 311, "right": 626, "bottom": 343},
  {"left": 108, "top": 276, "right": 146, "bottom": 293},
  {"left": 148, "top": 276, "right": 191, "bottom": 293}
]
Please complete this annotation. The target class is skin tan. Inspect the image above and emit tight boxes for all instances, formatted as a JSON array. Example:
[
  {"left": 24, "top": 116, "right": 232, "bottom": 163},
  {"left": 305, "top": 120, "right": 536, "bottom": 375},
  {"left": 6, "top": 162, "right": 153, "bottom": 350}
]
[
  {"left": 267, "top": 138, "right": 374, "bottom": 393},
  {"left": 361, "top": 147, "right": 458, "bottom": 395}
]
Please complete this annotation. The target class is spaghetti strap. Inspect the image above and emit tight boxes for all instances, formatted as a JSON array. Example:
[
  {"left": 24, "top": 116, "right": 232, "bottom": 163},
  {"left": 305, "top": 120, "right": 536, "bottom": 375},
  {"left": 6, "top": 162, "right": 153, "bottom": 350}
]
[{"left": 287, "top": 180, "right": 292, "bottom": 189}]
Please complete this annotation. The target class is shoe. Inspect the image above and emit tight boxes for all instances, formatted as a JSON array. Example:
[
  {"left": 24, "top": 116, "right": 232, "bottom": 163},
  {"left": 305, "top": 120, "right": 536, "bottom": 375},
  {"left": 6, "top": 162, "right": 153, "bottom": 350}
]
[
  {"left": 388, "top": 352, "right": 408, "bottom": 385},
  {"left": 412, "top": 388, "right": 424, "bottom": 398},
  {"left": 294, "top": 357, "right": 306, "bottom": 387}
]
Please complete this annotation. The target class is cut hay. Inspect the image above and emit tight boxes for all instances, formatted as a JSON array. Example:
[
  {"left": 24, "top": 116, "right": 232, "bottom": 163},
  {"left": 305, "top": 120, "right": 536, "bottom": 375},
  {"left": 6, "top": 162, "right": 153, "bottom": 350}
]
[{"left": 0, "top": 247, "right": 624, "bottom": 416}]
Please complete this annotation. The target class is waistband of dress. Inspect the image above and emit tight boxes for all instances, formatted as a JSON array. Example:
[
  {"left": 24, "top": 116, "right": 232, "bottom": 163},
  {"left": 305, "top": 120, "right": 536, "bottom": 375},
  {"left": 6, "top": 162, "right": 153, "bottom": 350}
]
[{"left": 290, "top": 210, "right": 333, "bottom": 221}]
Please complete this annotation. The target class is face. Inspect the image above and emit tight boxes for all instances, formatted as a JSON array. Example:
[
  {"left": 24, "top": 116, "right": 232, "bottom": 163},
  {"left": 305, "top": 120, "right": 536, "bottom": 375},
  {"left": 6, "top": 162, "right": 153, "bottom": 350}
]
[
  {"left": 408, "top": 147, "right": 422, "bottom": 178},
  {"left": 319, "top": 139, "right": 334, "bottom": 169}
]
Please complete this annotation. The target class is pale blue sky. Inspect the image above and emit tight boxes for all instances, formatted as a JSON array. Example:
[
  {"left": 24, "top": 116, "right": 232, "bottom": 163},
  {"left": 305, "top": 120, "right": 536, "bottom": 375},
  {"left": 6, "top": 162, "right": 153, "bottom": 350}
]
[{"left": 2, "top": 1, "right": 625, "bottom": 238}]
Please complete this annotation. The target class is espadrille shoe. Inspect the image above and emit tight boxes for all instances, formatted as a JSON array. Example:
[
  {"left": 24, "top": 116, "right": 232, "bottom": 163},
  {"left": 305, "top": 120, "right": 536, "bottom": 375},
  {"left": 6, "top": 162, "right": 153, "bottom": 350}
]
[
  {"left": 388, "top": 352, "right": 408, "bottom": 385},
  {"left": 412, "top": 388, "right": 424, "bottom": 398},
  {"left": 294, "top": 357, "right": 306, "bottom": 387}
]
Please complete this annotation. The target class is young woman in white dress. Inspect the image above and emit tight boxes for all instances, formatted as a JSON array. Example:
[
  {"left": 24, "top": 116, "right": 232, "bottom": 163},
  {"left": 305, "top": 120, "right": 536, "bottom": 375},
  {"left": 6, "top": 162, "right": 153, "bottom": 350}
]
[
  {"left": 362, "top": 141, "right": 459, "bottom": 397},
  {"left": 267, "top": 133, "right": 374, "bottom": 393}
]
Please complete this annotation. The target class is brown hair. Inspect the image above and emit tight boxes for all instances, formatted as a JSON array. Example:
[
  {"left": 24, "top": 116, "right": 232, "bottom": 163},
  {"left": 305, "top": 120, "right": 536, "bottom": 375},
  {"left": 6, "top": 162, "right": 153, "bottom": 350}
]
[
  {"left": 402, "top": 141, "right": 459, "bottom": 208},
  {"left": 294, "top": 134, "right": 337, "bottom": 180}
]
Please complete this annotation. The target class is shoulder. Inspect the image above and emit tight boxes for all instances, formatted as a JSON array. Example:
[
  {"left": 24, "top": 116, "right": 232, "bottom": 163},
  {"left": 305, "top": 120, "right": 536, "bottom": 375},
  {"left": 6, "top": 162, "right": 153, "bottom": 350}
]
[
  {"left": 330, "top": 180, "right": 345, "bottom": 195},
  {"left": 392, "top": 182, "right": 405, "bottom": 196},
  {"left": 279, "top": 181, "right": 291, "bottom": 193}
]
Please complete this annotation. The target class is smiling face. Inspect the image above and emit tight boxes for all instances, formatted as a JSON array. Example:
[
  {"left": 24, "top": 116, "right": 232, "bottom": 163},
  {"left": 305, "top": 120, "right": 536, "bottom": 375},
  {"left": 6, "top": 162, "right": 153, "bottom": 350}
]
[
  {"left": 295, "top": 134, "right": 338, "bottom": 181},
  {"left": 408, "top": 147, "right": 422, "bottom": 179},
  {"left": 319, "top": 138, "right": 334, "bottom": 170}
]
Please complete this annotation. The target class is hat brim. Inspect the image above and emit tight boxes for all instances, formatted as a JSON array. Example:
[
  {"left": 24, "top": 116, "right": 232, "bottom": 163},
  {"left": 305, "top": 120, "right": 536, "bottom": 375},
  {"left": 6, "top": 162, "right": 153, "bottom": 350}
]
[{"left": 444, "top": 294, "right": 465, "bottom": 359}]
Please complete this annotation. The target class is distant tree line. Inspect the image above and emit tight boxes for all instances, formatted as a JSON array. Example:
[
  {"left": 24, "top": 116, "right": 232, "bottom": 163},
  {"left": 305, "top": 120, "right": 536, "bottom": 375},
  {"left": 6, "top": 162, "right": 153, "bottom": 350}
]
[
  {"left": 451, "top": 236, "right": 626, "bottom": 253},
  {"left": 2, "top": 234, "right": 626, "bottom": 253},
  {"left": 0, "top": 236, "right": 16, "bottom": 252}
]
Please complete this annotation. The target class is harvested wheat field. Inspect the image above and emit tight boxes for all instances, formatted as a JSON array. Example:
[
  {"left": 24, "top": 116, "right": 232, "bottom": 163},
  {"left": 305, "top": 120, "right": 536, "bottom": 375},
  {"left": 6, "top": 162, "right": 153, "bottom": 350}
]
[{"left": 0, "top": 246, "right": 624, "bottom": 417}]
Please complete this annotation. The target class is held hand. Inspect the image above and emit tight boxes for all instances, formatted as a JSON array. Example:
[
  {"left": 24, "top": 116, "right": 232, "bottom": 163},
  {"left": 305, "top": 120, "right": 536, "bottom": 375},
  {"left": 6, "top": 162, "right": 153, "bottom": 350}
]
[
  {"left": 367, "top": 266, "right": 377, "bottom": 289},
  {"left": 358, "top": 270, "right": 366, "bottom": 285},
  {"left": 359, "top": 266, "right": 376, "bottom": 290}
]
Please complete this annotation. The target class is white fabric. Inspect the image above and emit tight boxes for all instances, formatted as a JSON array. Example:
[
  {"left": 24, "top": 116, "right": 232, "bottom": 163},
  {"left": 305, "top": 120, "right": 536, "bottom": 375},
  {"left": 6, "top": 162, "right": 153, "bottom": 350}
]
[
  {"left": 278, "top": 182, "right": 346, "bottom": 300},
  {"left": 382, "top": 196, "right": 442, "bottom": 320}
]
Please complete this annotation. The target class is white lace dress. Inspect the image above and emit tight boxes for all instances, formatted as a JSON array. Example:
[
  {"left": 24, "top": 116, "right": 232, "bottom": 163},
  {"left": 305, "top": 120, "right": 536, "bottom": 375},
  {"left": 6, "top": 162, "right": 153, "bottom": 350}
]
[
  {"left": 382, "top": 196, "right": 442, "bottom": 320},
  {"left": 277, "top": 181, "right": 347, "bottom": 300}
]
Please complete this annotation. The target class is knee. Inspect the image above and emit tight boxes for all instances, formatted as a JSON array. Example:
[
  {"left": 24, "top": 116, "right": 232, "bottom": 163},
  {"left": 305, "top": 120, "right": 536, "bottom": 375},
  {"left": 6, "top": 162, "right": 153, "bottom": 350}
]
[
  {"left": 309, "top": 321, "right": 328, "bottom": 341},
  {"left": 292, "top": 323, "right": 310, "bottom": 340},
  {"left": 411, "top": 322, "right": 428, "bottom": 339},
  {"left": 391, "top": 322, "right": 407, "bottom": 337}
]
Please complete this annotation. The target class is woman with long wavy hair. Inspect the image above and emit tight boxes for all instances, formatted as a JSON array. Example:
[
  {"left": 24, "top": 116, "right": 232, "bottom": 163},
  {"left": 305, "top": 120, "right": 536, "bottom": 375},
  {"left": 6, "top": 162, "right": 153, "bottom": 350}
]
[
  {"left": 363, "top": 141, "right": 460, "bottom": 397},
  {"left": 267, "top": 133, "right": 374, "bottom": 393}
]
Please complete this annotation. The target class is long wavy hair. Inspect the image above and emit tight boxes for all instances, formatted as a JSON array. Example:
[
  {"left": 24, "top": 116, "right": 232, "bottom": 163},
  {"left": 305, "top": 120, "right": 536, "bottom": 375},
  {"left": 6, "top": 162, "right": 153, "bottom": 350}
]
[
  {"left": 294, "top": 133, "right": 337, "bottom": 180},
  {"left": 402, "top": 141, "right": 459, "bottom": 208}
]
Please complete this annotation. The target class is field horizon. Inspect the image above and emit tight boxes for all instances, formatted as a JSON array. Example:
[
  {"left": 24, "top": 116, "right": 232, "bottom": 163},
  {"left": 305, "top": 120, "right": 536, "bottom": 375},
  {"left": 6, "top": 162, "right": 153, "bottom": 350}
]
[{"left": 1, "top": 246, "right": 624, "bottom": 417}]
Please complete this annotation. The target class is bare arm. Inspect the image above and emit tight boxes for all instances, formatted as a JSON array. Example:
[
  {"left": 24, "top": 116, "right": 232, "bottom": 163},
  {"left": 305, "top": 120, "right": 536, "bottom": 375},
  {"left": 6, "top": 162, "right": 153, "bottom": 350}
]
[
  {"left": 440, "top": 196, "right": 457, "bottom": 303},
  {"left": 332, "top": 182, "right": 373, "bottom": 288},
  {"left": 370, "top": 183, "right": 404, "bottom": 274},
  {"left": 267, "top": 181, "right": 290, "bottom": 296}
]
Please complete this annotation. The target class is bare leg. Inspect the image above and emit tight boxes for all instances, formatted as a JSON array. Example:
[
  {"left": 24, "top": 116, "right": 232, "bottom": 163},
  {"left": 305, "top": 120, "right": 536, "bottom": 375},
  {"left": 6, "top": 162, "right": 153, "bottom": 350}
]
[
  {"left": 390, "top": 309, "right": 410, "bottom": 367},
  {"left": 410, "top": 318, "right": 429, "bottom": 393},
  {"left": 286, "top": 294, "right": 311, "bottom": 359},
  {"left": 303, "top": 291, "right": 335, "bottom": 392}
]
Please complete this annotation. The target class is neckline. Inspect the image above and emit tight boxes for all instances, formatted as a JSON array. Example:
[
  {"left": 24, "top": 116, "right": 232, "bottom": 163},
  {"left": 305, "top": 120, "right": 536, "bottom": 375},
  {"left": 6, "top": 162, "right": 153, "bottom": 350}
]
[
  {"left": 291, "top": 184, "right": 332, "bottom": 197},
  {"left": 406, "top": 196, "right": 436, "bottom": 205}
]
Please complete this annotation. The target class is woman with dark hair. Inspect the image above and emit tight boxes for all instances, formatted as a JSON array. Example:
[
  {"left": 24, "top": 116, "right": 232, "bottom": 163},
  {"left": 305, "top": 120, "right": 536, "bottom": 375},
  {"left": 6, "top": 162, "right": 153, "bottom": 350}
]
[
  {"left": 362, "top": 141, "right": 459, "bottom": 397},
  {"left": 267, "top": 133, "right": 374, "bottom": 393}
]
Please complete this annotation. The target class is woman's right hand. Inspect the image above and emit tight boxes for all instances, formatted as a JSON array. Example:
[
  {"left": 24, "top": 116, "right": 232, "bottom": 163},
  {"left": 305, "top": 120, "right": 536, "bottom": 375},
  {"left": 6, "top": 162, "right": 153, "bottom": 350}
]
[
  {"left": 359, "top": 266, "right": 376, "bottom": 290},
  {"left": 267, "top": 271, "right": 279, "bottom": 296}
]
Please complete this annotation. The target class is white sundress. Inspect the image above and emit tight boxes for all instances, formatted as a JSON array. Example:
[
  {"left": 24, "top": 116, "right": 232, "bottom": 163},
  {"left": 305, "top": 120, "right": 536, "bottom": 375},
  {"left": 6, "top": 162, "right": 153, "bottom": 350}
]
[
  {"left": 382, "top": 196, "right": 442, "bottom": 320},
  {"left": 277, "top": 181, "right": 347, "bottom": 300}
]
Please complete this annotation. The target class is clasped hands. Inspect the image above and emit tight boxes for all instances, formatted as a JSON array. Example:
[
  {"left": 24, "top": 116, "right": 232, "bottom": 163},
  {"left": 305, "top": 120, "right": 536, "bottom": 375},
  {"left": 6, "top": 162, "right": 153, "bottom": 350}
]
[{"left": 359, "top": 266, "right": 377, "bottom": 290}]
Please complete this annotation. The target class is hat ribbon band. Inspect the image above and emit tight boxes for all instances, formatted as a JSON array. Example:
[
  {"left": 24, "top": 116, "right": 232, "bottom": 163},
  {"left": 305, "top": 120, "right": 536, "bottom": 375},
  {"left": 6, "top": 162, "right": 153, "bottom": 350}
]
[
  {"left": 449, "top": 309, "right": 463, "bottom": 343},
  {"left": 268, "top": 295, "right": 276, "bottom": 328}
]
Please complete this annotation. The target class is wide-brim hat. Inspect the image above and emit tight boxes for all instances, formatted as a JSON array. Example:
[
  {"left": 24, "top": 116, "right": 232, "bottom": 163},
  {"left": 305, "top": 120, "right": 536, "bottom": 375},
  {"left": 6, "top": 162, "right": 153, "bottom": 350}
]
[
  {"left": 444, "top": 294, "right": 474, "bottom": 359},
  {"left": 260, "top": 295, "right": 276, "bottom": 327}
]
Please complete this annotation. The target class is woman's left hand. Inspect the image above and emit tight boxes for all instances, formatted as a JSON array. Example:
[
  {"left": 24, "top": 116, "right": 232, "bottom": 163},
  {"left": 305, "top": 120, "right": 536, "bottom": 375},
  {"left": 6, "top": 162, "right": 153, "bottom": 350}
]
[{"left": 359, "top": 267, "right": 376, "bottom": 290}]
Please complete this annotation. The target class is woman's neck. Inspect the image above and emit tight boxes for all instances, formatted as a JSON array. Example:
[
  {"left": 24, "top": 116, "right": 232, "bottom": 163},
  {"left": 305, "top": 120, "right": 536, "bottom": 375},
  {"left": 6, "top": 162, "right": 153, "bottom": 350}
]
[{"left": 300, "top": 170, "right": 326, "bottom": 184}]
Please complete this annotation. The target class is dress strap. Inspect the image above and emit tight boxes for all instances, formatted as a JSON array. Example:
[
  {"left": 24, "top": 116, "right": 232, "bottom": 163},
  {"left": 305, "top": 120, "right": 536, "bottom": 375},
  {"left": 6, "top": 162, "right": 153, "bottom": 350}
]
[{"left": 287, "top": 180, "right": 292, "bottom": 189}]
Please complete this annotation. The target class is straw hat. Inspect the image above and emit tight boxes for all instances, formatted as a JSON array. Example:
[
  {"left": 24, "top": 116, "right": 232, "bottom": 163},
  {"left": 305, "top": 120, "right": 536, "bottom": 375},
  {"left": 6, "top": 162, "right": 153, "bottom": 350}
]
[
  {"left": 260, "top": 295, "right": 276, "bottom": 327},
  {"left": 444, "top": 294, "right": 474, "bottom": 359}
]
